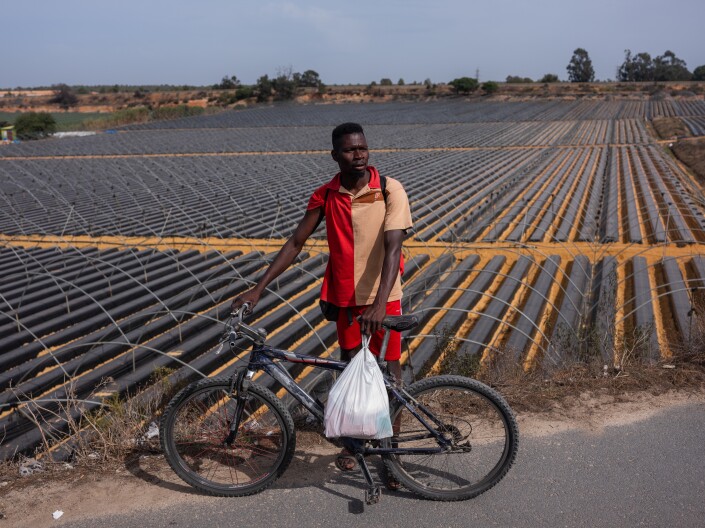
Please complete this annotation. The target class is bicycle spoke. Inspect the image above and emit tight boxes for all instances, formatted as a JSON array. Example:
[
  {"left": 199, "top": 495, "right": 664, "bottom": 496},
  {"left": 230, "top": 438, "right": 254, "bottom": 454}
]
[
  {"left": 167, "top": 384, "right": 289, "bottom": 490},
  {"left": 384, "top": 376, "right": 518, "bottom": 500}
]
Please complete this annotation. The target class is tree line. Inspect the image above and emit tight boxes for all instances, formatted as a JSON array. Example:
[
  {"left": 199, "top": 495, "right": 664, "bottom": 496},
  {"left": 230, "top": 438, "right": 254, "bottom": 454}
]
[
  {"left": 565, "top": 47, "right": 704, "bottom": 83},
  {"left": 617, "top": 50, "right": 704, "bottom": 82}
]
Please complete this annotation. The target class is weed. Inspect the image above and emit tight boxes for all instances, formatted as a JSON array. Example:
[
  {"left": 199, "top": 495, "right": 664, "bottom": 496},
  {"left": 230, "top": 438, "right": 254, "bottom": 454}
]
[
  {"left": 434, "top": 325, "right": 482, "bottom": 378},
  {"left": 436, "top": 308, "right": 705, "bottom": 413},
  {"left": 3, "top": 367, "right": 184, "bottom": 474}
]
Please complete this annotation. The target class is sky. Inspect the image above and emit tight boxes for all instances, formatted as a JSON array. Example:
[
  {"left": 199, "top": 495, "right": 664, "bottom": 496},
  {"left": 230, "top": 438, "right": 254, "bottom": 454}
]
[{"left": 3, "top": 0, "right": 704, "bottom": 87}]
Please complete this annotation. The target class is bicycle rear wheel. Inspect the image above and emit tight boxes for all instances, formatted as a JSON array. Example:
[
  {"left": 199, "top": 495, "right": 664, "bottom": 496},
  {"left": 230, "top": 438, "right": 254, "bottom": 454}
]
[
  {"left": 160, "top": 377, "right": 295, "bottom": 497},
  {"left": 383, "top": 375, "right": 518, "bottom": 501}
]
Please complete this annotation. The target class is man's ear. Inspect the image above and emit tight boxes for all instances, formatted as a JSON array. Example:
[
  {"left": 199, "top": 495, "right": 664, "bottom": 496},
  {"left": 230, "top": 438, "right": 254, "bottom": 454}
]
[{"left": 331, "top": 149, "right": 338, "bottom": 162}]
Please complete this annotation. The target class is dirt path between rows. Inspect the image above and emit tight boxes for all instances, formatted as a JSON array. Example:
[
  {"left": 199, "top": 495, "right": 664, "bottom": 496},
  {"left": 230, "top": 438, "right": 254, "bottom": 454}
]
[{"left": 2, "top": 389, "right": 703, "bottom": 528}]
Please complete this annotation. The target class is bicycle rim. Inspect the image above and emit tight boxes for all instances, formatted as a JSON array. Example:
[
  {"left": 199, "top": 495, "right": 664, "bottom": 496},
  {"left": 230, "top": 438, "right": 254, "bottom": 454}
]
[
  {"left": 164, "top": 381, "right": 291, "bottom": 496},
  {"left": 384, "top": 376, "right": 518, "bottom": 500}
]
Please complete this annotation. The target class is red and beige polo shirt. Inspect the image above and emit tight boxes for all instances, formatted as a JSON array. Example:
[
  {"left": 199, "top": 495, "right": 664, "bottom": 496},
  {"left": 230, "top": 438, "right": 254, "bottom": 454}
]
[{"left": 306, "top": 166, "right": 413, "bottom": 307}]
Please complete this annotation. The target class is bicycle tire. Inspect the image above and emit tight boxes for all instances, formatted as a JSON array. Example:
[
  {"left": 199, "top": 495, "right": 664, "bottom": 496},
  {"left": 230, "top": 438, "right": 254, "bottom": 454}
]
[
  {"left": 160, "top": 377, "right": 296, "bottom": 497},
  {"left": 382, "top": 375, "right": 518, "bottom": 501}
]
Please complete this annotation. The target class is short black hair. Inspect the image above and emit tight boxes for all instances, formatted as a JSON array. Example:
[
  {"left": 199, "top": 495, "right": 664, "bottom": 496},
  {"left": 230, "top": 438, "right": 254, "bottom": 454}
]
[{"left": 332, "top": 122, "right": 364, "bottom": 151}]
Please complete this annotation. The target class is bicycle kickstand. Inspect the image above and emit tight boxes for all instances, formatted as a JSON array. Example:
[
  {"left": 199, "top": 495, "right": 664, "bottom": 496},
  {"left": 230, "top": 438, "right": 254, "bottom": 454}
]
[{"left": 355, "top": 453, "right": 381, "bottom": 505}]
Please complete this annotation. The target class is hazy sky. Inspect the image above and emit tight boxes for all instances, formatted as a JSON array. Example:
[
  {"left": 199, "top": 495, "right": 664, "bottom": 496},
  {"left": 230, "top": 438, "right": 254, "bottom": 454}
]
[{"left": 4, "top": 0, "right": 704, "bottom": 87}]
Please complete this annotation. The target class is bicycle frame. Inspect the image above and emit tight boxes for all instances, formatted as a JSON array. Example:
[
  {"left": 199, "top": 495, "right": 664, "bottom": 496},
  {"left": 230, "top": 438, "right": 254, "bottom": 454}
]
[{"left": 232, "top": 340, "right": 453, "bottom": 456}]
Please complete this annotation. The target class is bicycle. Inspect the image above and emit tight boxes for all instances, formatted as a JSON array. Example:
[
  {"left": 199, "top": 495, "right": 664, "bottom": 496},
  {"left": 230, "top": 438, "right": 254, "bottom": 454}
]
[{"left": 159, "top": 305, "right": 519, "bottom": 504}]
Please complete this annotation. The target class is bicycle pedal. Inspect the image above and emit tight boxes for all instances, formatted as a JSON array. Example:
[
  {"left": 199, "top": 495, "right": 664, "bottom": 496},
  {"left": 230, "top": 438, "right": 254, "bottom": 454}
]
[{"left": 364, "top": 486, "right": 381, "bottom": 505}]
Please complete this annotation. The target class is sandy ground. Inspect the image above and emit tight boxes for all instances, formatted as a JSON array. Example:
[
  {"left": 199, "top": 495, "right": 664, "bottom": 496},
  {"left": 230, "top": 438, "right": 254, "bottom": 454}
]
[{"left": 1, "top": 389, "right": 703, "bottom": 528}]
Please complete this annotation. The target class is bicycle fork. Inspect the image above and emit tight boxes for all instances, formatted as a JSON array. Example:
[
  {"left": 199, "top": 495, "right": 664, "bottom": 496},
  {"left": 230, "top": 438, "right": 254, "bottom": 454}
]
[{"left": 223, "top": 369, "right": 254, "bottom": 446}]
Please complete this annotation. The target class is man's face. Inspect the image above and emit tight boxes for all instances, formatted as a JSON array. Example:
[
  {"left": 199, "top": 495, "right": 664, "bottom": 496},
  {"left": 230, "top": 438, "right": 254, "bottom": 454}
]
[{"left": 332, "top": 133, "right": 369, "bottom": 176}]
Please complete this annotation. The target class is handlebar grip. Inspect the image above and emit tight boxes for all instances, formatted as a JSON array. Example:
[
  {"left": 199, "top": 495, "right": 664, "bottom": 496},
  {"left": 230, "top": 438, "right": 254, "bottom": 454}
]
[{"left": 235, "top": 321, "right": 267, "bottom": 343}]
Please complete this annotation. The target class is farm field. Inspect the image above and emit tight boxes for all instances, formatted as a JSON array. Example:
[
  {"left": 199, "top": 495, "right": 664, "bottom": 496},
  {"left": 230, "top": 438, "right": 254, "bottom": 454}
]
[
  {"left": 1, "top": 97, "right": 705, "bottom": 459},
  {"left": 0, "top": 112, "right": 110, "bottom": 132}
]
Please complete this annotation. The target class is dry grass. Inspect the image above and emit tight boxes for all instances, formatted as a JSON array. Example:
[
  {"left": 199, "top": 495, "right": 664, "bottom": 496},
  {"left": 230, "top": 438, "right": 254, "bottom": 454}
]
[
  {"left": 482, "top": 350, "right": 705, "bottom": 413},
  {"left": 438, "top": 314, "right": 705, "bottom": 413},
  {"left": 672, "top": 138, "right": 705, "bottom": 185},
  {"left": 0, "top": 367, "right": 184, "bottom": 483},
  {"left": 652, "top": 117, "right": 691, "bottom": 139}
]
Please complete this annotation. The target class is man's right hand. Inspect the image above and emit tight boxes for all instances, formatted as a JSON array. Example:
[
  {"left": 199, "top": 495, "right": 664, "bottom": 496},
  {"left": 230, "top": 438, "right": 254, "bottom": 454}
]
[{"left": 231, "top": 289, "right": 261, "bottom": 315}]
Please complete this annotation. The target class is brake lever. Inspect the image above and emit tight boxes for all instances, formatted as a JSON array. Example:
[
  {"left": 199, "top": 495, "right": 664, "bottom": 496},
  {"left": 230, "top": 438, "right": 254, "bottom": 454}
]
[
  {"left": 214, "top": 315, "right": 233, "bottom": 355},
  {"left": 215, "top": 302, "right": 254, "bottom": 354}
]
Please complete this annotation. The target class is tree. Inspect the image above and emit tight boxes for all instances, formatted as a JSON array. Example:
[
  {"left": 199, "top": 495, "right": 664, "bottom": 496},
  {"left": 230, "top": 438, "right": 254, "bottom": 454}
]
[
  {"left": 566, "top": 48, "right": 595, "bottom": 82},
  {"left": 380, "top": 78, "right": 393, "bottom": 86},
  {"left": 693, "top": 65, "right": 705, "bottom": 81},
  {"left": 617, "top": 50, "right": 654, "bottom": 82},
  {"left": 397, "top": 78, "right": 405, "bottom": 86},
  {"left": 14, "top": 112, "right": 57, "bottom": 140},
  {"left": 272, "top": 73, "right": 296, "bottom": 100},
  {"left": 617, "top": 49, "right": 691, "bottom": 82},
  {"left": 299, "top": 70, "right": 322, "bottom": 88},
  {"left": 506, "top": 75, "right": 533, "bottom": 83},
  {"left": 449, "top": 77, "right": 479, "bottom": 94},
  {"left": 216, "top": 75, "right": 240, "bottom": 89},
  {"left": 481, "top": 81, "right": 499, "bottom": 94},
  {"left": 49, "top": 83, "right": 78, "bottom": 109},
  {"left": 539, "top": 73, "right": 559, "bottom": 83},
  {"left": 653, "top": 50, "right": 691, "bottom": 81},
  {"left": 255, "top": 75, "right": 273, "bottom": 102},
  {"left": 617, "top": 49, "right": 654, "bottom": 82}
]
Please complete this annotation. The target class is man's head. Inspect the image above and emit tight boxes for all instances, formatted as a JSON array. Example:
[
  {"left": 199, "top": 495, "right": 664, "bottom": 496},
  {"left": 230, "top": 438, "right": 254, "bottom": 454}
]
[
  {"left": 331, "top": 122, "right": 368, "bottom": 177},
  {"left": 332, "top": 122, "right": 364, "bottom": 151}
]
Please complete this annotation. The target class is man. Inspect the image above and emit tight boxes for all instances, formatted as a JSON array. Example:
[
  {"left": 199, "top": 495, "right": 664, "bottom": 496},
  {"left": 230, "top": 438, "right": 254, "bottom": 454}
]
[{"left": 231, "top": 122, "right": 412, "bottom": 487}]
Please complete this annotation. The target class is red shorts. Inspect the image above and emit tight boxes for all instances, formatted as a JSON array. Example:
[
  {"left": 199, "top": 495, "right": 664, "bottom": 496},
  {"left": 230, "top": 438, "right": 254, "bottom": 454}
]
[{"left": 335, "top": 299, "right": 402, "bottom": 361}]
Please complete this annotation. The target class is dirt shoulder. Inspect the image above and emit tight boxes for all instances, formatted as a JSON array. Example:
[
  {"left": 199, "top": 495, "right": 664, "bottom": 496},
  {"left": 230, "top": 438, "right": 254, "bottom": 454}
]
[{"left": 2, "top": 389, "right": 703, "bottom": 528}]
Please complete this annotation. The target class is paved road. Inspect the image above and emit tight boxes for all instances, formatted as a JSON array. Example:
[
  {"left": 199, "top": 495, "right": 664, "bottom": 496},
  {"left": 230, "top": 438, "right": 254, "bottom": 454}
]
[{"left": 64, "top": 403, "right": 705, "bottom": 528}]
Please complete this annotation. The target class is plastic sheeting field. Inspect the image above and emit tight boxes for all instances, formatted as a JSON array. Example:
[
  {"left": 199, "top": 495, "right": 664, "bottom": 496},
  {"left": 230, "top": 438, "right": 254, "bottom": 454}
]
[{"left": 1, "top": 98, "right": 705, "bottom": 458}]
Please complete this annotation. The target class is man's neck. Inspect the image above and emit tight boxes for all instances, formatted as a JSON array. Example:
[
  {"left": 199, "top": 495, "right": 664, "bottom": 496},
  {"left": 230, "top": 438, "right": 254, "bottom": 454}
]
[{"left": 340, "top": 169, "right": 370, "bottom": 194}]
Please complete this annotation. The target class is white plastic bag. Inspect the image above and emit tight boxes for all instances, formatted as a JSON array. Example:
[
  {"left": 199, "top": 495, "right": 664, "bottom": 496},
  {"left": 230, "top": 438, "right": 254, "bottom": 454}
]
[{"left": 324, "top": 336, "right": 393, "bottom": 439}]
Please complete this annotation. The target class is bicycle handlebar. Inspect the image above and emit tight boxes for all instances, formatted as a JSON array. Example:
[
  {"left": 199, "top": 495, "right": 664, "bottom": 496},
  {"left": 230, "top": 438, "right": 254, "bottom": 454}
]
[{"left": 229, "top": 303, "right": 267, "bottom": 345}]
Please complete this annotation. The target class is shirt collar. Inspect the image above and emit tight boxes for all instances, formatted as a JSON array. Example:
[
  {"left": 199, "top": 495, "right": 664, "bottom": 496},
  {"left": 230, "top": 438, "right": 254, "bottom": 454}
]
[{"left": 326, "top": 166, "right": 380, "bottom": 196}]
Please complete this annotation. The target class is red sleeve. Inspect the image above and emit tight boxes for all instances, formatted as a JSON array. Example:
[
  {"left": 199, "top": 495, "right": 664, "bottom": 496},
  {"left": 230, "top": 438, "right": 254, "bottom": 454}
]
[{"left": 307, "top": 184, "right": 327, "bottom": 211}]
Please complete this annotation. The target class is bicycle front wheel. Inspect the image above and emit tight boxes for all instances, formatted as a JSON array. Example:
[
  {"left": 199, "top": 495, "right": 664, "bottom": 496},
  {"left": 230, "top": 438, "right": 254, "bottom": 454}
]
[
  {"left": 160, "top": 377, "right": 295, "bottom": 497},
  {"left": 383, "top": 375, "right": 518, "bottom": 501}
]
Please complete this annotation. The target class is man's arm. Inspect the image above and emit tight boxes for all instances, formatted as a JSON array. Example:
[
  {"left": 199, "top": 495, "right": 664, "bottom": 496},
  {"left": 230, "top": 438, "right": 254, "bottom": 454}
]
[
  {"left": 231, "top": 207, "right": 321, "bottom": 312},
  {"left": 358, "top": 229, "right": 405, "bottom": 335}
]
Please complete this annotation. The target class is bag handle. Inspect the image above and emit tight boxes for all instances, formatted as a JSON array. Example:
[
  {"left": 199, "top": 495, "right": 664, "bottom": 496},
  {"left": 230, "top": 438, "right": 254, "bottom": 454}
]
[{"left": 361, "top": 334, "right": 371, "bottom": 351}]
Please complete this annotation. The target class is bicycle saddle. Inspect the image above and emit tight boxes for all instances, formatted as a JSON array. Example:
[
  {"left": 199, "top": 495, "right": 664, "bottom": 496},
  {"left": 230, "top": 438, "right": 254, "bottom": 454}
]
[{"left": 381, "top": 314, "right": 419, "bottom": 332}]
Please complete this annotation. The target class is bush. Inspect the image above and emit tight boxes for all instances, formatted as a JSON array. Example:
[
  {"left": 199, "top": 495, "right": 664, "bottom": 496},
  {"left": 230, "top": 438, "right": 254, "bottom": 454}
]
[
  {"left": 380, "top": 78, "right": 393, "bottom": 86},
  {"left": 14, "top": 112, "right": 57, "bottom": 140},
  {"left": 49, "top": 84, "right": 79, "bottom": 110},
  {"left": 506, "top": 75, "right": 533, "bottom": 83},
  {"left": 692, "top": 65, "right": 705, "bottom": 81},
  {"left": 235, "top": 86, "right": 254, "bottom": 100},
  {"left": 216, "top": 75, "right": 240, "bottom": 89},
  {"left": 256, "top": 75, "right": 273, "bottom": 102},
  {"left": 481, "top": 81, "right": 499, "bottom": 94},
  {"left": 272, "top": 74, "right": 296, "bottom": 100},
  {"left": 449, "top": 77, "right": 479, "bottom": 94},
  {"left": 540, "top": 73, "right": 559, "bottom": 83}
]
